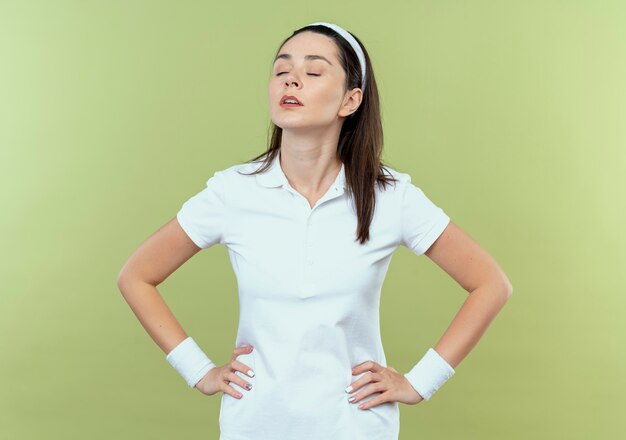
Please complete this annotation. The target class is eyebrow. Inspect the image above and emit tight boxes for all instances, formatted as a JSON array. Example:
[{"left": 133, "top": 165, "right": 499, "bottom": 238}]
[{"left": 273, "top": 53, "right": 333, "bottom": 66}]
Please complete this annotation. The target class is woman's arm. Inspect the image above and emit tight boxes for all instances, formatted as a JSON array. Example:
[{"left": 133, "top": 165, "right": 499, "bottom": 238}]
[
  {"left": 343, "top": 219, "right": 514, "bottom": 410},
  {"left": 424, "top": 220, "right": 514, "bottom": 369},
  {"left": 116, "top": 217, "right": 202, "bottom": 355},
  {"left": 116, "top": 217, "right": 256, "bottom": 396}
]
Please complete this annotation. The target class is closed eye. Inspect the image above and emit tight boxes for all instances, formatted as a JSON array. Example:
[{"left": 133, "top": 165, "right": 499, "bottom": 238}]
[{"left": 276, "top": 72, "right": 321, "bottom": 76}]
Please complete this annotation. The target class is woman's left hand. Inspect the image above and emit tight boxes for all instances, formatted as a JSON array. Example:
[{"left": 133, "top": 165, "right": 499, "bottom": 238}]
[{"left": 346, "top": 361, "right": 424, "bottom": 409}]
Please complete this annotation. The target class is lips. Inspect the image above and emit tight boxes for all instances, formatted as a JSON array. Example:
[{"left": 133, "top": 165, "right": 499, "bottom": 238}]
[{"left": 280, "top": 95, "right": 303, "bottom": 105}]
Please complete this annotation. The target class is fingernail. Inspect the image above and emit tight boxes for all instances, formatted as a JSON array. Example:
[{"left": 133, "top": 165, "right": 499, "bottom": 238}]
[
  {"left": 247, "top": 370, "right": 255, "bottom": 377},
  {"left": 348, "top": 396, "right": 356, "bottom": 402},
  {"left": 245, "top": 384, "right": 252, "bottom": 390},
  {"left": 358, "top": 404, "right": 365, "bottom": 409},
  {"left": 345, "top": 385, "right": 353, "bottom": 393}
]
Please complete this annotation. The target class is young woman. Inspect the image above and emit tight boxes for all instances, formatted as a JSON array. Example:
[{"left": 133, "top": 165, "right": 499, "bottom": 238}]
[{"left": 117, "top": 22, "right": 513, "bottom": 440}]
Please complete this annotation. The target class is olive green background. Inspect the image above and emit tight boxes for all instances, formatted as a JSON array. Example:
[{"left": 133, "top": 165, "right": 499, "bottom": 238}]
[{"left": 1, "top": 0, "right": 624, "bottom": 438}]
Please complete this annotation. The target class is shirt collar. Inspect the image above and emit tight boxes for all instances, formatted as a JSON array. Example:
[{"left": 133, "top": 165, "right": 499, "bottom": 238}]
[{"left": 255, "top": 151, "right": 347, "bottom": 192}]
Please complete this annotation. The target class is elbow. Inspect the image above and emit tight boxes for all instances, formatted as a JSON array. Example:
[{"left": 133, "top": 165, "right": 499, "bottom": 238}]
[
  {"left": 502, "top": 277, "right": 513, "bottom": 298},
  {"left": 116, "top": 266, "right": 135, "bottom": 294},
  {"left": 505, "top": 285, "right": 513, "bottom": 299},
  {"left": 493, "top": 267, "right": 513, "bottom": 298},
  {"left": 488, "top": 274, "right": 513, "bottom": 299},
  {"left": 116, "top": 273, "right": 128, "bottom": 294},
  {"left": 471, "top": 273, "right": 513, "bottom": 299},
  {"left": 116, "top": 259, "right": 140, "bottom": 293},
  {"left": 116, "top": 259, "right": 129, "bottom": 291},
  {"left": 117, "top": 268, "right": 156, "bottom": 295}
]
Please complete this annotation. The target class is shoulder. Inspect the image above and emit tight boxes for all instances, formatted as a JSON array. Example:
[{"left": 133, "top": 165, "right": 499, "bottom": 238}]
[
  {"left": 377, "top": 164, "right": 412, "bottom": 194},
  {"left": 381, "top": 164, "right": 410, "bottom": 182},
  {"left": 206, "top": 159, "right": 264, "bottom": 185}
]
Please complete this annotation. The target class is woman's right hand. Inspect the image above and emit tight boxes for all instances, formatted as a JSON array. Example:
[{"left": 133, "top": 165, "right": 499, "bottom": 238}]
[{"left": 194, "top": 345, "right": 255, "bottom": 398}]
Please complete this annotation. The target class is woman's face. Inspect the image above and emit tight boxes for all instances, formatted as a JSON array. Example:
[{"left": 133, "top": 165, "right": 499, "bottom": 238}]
[{"left": 268, "top": 31, "right": 360, "bottom": 131}]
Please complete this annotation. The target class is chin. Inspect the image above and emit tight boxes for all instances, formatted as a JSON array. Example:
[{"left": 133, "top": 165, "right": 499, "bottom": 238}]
[{"left": 271, "top": 116, "right": 310, "bottom": 130}]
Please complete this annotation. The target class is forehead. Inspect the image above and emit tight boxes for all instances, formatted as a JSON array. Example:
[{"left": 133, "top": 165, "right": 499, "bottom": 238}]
[{"left": 274, "top": 31, "right": 340, "bottom": 64}]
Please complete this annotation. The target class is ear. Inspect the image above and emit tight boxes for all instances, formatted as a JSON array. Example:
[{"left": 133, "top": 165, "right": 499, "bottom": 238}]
[{"left": 338, "top": 88, "right": 363, "bottom": 118}]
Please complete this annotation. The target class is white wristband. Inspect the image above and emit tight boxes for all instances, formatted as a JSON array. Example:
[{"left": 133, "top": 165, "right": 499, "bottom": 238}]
[
  {"left": 404, "top": 348, "right": 455, "bottom": 401},
  {"left": 166, "top": 336, "right": 217, "bottom": 388}
]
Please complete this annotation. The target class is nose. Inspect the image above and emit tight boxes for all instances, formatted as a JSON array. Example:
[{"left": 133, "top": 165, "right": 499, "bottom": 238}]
[{"left": 284, "top": 73, "right": 300, "bottom": 88}]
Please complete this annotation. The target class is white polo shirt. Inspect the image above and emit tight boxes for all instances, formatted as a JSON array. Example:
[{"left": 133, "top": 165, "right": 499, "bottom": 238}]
[{"left": 176, "top": 150, "right": 450, "bottom": 440}]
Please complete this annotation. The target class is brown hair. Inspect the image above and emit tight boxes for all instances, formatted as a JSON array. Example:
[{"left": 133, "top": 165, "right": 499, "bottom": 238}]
[{"left": 239, "top": 24, "right": 399, "bottom": 245}]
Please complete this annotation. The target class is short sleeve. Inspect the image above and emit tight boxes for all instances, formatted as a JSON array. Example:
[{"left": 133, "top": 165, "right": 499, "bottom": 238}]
[
  {"left": 176, "top": 171, "right": 226, "bottom": 249},
  {"left": 400, "top": 177, "right": 450, "bottom": 256}
]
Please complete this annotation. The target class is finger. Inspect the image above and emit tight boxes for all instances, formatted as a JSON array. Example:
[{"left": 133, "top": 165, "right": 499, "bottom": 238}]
[
  {"left": 348, "top": 383, "right": 384, "bottom": 404},
  {"left": 230, "top": 359, "right": 255, "bottom": 378},
  {"left": 345, "top": 372, "right": 380, "bottom": 394},
  {"left": 226, "top": 371, "right": 253, "bottom": 392},
  {"left": 357, "top": 392, "right": 389, "bottom": 410},
  {"left": 351, "top": 360, "right": 368, "bottom": 374},
  {"left": 221, "top": 381, "right": 244, "bottom": 399},
  {"left": 231, "top": 344, "right": 254, "bottom": 360},
  {"left": 352, "top": 360, "right": 382, "bottom": 375}
]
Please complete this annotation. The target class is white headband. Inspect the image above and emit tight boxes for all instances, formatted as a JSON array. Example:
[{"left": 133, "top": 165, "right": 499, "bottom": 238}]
[{"left": 307, "top": 22, "right": 367, "bottom": 92}]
